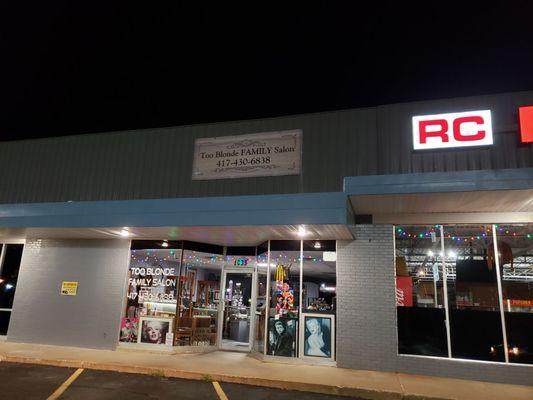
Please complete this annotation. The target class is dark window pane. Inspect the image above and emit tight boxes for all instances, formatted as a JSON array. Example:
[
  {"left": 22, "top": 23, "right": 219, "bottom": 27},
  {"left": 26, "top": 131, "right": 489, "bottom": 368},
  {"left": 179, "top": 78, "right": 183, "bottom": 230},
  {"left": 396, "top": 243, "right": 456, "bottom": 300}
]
[
  {"left": 498, "top": 223, "right": 533, "bottom": 365},
  {"left": 445, "top": 225, "right": 505, "bottom": 362},
  {"left": 0, "top": 310, "right": 10, "bottom": 335},
  {"left": 450, "top": 309, "right": 504, "bottom": 361},
  {"left": 130, "top": 240, "right": 182, "bottom": 250},
  {"left": 270, "top": 240, "right": 301, "bottom": 251},
  {"left": 226, "top": 247, "right": 256, "bottom": 256},
  {"left": 268, "top": 243, "right": 301, "bottom": 357},
  {"left": 397, "top": 307, "right": 447, "bottom": 356},
  {"left": 395, "top": 226, "right": 447, "bottom": 357},
  {"left": 505, "top": 312, "right": 533, "bottom": 364},
  {"left": 257, "top": 241, "right": 268, "bottom": 255},
  {"left": 1, "top": 244, "right": 23, "bottom": 282},
  {"left": 0, "top": 244, "right": 24, "bottom": 309}
]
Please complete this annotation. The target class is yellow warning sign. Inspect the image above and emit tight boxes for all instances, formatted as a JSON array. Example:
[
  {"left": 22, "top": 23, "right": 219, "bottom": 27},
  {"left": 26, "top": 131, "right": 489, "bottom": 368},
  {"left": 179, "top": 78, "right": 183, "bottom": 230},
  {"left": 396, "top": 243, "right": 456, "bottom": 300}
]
[{"left": 61, "top": 281, "right": 78, "bottom": 296}]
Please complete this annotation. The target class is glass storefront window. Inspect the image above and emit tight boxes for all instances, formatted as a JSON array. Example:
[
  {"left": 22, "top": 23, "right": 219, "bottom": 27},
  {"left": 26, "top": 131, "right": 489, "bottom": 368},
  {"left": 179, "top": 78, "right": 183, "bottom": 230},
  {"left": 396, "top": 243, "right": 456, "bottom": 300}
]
[
  {"left": 395, "top": 226, "right": 448, "bottom": 357},
  {"left": 395, "top": 223, "right": 533, "bottom": 365},
  {"left": 220, "top": 249, "right": 256, "bottom": 350},
  {"left": 497, "top": 223, "right": 533, "bottom": 364},
  {"left": 176, "top": 244, "right": 224, "bottom": 347},
  {"left": 254, "top": 242, "right": 268, "bottom": 353},
  {"left": 0, "top": 244, "right": 24, "bottom": 336},
  {"left": 267, "top": 241, "right": 300, "bottom": 357},
  {"left": 119, "top": 239, "right": 337, "bottom": 361},
  {"left": 445, "top": 225, "right": 505, "bottom": 362},
  {"left": 121, "top": 242, "right": 181, "bottom": 345},
  {"left": 301, "top": 240, "right": 336, "bottom": 360}
]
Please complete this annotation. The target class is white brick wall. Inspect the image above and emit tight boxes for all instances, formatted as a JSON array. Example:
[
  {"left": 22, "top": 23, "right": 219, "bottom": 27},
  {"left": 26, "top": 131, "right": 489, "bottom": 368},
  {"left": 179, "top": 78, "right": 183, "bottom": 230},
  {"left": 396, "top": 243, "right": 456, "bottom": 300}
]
[
  {"left": 8, "top": 239, "right": 130, "bottom": 349},
  {"left": 337, "top": 225, "right": 533, "bottom": 386}
]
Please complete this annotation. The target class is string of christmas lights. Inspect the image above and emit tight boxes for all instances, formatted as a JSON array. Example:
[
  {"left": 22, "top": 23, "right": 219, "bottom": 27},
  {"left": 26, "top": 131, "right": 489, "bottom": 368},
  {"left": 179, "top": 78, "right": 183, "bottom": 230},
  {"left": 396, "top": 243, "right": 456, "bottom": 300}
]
[
  {"left": 396, "top": 226, "right": 533, "bottom": 240},
  {"left": 130, "top": 250, "right": 325, "bottom": 265}
]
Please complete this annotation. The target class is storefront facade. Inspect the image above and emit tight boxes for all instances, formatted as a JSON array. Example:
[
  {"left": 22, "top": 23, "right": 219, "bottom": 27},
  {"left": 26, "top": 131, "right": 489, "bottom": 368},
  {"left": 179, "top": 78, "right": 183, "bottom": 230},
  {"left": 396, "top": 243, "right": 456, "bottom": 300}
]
[{"left": 0, "top": 91, "right": 532, "bottom": 385}]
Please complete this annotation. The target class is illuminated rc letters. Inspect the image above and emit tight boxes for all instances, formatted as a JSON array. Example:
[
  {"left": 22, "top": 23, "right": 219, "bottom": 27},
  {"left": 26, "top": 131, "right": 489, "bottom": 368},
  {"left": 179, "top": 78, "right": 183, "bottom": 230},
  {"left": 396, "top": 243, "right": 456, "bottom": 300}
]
[{"left": 412, "top": 110, "right": 493, "bottom": 150}]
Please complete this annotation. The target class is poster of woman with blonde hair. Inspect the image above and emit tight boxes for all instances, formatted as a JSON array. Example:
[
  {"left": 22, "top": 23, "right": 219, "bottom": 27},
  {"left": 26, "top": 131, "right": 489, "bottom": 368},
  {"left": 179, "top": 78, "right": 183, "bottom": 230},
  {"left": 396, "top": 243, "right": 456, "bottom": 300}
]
[{"left": 304, "top": 316, "right": 332, "bottom": 357}]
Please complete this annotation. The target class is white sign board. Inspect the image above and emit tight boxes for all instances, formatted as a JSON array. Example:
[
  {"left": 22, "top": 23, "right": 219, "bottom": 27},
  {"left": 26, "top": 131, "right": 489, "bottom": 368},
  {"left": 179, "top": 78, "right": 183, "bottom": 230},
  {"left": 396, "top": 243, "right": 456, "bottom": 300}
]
[
  {"left": 412, "top": 110, "right": 493, "bottom": 150},
  {"left": 192, "top": 130, "right": 302, "bottom": 180}
]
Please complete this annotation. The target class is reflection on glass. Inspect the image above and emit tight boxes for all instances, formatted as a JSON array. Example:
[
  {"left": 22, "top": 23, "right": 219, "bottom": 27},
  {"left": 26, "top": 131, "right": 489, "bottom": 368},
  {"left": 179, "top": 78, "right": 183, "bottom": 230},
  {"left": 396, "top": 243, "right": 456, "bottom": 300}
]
[
  {"left": 221, "top": 272, "right": 253, "bottom": 348},
  {"left": 0, "top": 243, "right": 25, "bottom": 335},
  {"left": 254, "top": 247, "right": 268, "bottom": 353},
  {"left": 444, "top": 225, "right": 504, "bottom": 362},
  {"left": 395, "top": 226, "right": 448, "bottom": 357},
  {"left": 302, "top": 240, "right": 336, "bottom": 313},
  {"left": 266, "top": 241, "right": 300, "bottom": 357},
  {"left": 122, "top": 247, "right": 181, "bottom": 346},
  {"left": 497, "top": 224, "right": 533, "bottom": 365},
  {"left": 176, "top": 249, "right": 223, "bottom": 347}
]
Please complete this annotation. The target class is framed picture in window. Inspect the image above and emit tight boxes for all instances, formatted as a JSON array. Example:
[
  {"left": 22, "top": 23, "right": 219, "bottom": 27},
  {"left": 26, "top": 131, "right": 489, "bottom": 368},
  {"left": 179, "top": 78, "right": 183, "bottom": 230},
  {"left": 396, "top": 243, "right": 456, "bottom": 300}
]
[
  {"left": 299, "top": 313, "right": 335, "bottom": 361},
  {"left": 266, "top": 317, "right": 298, "bottom": 357},
  {"left": 138, "top": 317, "right": 174, "bottom": 345},
  {"left": 119, "top": 317, "right": 139, "bottom": 343}
]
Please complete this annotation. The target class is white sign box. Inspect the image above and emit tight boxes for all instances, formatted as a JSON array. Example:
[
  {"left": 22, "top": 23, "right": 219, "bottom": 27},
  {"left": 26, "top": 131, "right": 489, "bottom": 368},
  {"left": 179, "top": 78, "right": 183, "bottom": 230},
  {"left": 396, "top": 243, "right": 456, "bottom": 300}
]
[
  {"left": 192, "top": 129, "right": 302, "bottom": 180},
  {"left": 412, "top": 110, "right": 493, "bottom": 150}
]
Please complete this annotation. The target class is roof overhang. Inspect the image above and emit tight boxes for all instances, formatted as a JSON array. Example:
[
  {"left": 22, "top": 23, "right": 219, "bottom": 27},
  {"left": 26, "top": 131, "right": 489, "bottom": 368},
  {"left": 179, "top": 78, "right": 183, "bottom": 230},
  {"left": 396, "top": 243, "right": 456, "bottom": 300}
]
[
  {"left": 0, "top": 224, "right": 351, "bottom": 246},
  {"left": 0, "top": 192, "right": 352, "bottom": 244},
  {"left": 345, "top": 168, "right": 533, "bottom": 224}
]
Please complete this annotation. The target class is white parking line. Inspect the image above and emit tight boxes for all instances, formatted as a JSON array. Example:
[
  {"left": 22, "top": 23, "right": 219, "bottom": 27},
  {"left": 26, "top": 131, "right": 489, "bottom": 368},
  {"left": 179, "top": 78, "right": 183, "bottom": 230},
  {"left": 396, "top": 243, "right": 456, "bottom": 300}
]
[
  {"left": 212, "top": 381, "right": 229, "bottom": 400},
  {"left": 46, "top": 368, "right": 84, "bottom": 400}
]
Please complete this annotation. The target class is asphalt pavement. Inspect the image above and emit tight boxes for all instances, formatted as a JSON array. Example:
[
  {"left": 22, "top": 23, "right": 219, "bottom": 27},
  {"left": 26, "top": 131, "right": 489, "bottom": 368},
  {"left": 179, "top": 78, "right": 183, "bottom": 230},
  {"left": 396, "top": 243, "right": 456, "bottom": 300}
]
[{"left": 0, "top": 362, "right": 364, "bottom": 400}]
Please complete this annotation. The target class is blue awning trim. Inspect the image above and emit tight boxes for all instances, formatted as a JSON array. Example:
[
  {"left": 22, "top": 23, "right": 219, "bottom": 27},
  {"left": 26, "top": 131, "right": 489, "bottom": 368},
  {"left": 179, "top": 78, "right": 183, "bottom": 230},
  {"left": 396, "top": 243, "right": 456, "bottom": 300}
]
[
  {"left": 0, "top": 168, "right": 530, "bottom": 228},
  {"left": 0, "top": 192, "right": 348, "bottom": 228},
  {"left": 344, "top": 168, "right": 533, "bottom": 196}
]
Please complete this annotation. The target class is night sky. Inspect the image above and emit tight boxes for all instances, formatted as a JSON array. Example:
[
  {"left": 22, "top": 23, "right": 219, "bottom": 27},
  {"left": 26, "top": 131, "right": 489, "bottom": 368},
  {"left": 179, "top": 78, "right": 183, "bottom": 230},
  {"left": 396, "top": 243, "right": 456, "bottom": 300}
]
[{"left": 1, "top": 1, "right": 533, "bottom": 141}]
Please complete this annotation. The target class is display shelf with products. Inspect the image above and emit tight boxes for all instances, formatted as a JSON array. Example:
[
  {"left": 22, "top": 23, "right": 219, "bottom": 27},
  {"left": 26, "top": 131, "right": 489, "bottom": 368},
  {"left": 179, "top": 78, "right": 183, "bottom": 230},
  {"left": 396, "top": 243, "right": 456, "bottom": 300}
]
[{"left": 197, "top": 280, "right": 220, "bottom": 307}]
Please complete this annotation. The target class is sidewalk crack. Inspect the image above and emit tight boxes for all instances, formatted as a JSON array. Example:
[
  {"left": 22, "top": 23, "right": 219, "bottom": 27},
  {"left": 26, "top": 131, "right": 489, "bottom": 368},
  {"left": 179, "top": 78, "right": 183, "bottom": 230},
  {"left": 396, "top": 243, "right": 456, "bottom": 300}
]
[{"left": 396, "top": 372, "right": 406, "bottom": 398}]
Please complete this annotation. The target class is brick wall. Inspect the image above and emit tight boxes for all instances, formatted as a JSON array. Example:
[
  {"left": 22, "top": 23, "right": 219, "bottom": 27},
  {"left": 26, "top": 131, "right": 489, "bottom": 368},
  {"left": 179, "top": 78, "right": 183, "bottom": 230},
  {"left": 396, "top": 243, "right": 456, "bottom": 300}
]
[
  {"left": 8, "top": 239, "right": 130, "bottom": 349},
  {"left": 336, "top": 225, "right": 533, "bottom": 386}
]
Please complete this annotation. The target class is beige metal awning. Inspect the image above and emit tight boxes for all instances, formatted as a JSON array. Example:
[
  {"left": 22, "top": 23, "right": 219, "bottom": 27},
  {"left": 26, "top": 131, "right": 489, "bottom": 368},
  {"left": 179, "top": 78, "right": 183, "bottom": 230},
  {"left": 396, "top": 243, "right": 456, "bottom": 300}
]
[
  {"left": 349, "top": 189, "right": 533, "bottom": 224},
  {"left": 0, "top": 224, "right": 352, "bottom": 246}
]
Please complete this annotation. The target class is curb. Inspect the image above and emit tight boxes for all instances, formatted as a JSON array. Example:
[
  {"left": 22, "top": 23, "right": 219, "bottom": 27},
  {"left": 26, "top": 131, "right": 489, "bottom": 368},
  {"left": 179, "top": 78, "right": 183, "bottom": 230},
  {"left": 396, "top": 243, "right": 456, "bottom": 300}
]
[{"left": 0, "top": 355, "right": 449, "bottom": 400}]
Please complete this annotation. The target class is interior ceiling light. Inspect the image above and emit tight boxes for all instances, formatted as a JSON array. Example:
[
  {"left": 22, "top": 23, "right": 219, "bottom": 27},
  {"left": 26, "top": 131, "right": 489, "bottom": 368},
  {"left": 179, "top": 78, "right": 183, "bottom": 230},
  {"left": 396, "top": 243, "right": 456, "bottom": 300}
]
[
  {"left": 161, "top": 241, "right": 169, "bottom": 248},
  {"left": 297, "top": 226, "right": 308, "bottom": 237},
  {"left": 427, "top": 250, "right": 434, "bottom": 257},
  {"left": 120, "top": 229, "right": 130, "bottom": 237},
  {"left": 314, "top": 241, "right": 321, "bottom": 249}
]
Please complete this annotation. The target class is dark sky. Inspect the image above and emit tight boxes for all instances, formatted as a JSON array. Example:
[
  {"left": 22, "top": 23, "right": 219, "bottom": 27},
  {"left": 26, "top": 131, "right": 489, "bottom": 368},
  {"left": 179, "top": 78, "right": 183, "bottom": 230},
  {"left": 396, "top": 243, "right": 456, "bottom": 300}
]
[{"left": 1, "top": 1, "right": 533, "bottom": 141}]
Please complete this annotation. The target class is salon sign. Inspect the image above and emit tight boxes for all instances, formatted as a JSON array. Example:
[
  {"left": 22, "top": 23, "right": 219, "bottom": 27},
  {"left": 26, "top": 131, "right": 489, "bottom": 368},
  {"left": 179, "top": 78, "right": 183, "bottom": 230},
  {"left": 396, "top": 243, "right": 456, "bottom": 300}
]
[{"left": 192, "top": 129, "right": 302, "bottom": 180}]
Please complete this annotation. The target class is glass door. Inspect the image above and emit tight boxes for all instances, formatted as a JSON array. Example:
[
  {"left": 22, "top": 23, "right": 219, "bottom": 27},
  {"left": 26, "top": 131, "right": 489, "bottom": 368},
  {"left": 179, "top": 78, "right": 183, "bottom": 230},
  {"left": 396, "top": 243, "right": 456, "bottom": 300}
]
[
  {"left": 218, "top": 268, "right": 256, "bottom": 351},
  {"left": 254, "top": 270, "right": 267, "bottom": 353}
]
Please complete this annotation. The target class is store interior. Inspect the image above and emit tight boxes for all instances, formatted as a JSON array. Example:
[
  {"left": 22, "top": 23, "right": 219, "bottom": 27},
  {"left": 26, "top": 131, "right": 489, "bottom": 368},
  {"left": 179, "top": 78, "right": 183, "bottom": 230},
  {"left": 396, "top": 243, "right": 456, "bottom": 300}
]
[
  {"left": 120, "top": 240, "right": 337, "bottom": 360},
  {"left": 395, "top": 224, "right": 533, "bottom": 364}
]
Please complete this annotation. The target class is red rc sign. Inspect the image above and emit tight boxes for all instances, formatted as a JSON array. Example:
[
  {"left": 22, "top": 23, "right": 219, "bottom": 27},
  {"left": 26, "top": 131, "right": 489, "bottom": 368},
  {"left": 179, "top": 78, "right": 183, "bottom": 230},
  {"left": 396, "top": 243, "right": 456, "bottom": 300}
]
[{"left": 413, "top": 110, "right": 493, "bottom": 150}]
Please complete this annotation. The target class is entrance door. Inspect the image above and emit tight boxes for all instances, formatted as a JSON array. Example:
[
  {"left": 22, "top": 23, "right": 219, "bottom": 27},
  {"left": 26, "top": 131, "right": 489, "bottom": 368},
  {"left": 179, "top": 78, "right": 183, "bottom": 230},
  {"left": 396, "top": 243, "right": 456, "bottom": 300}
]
[
  {"left": 254, "top": 270, "right": 268, "bottom": 353},
  {"left": 218, "top": 268, "right": 256, "bottom": 351}
]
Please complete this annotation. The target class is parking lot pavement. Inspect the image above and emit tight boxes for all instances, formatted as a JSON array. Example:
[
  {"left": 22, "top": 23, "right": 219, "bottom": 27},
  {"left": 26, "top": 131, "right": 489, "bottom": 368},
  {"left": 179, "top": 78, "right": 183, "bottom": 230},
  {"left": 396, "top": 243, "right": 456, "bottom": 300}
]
[
  {"left": 0, "top": 362, "right": 76, "bottom": 400},
  {"left": 59, "top": 369, "right": 219, "bottom": 400},
  {"left": 220, "top": 382, "right": 363, "bottom": 400},
  {"left": 0, "top": 362, "right": 364, "bottom": 399}
]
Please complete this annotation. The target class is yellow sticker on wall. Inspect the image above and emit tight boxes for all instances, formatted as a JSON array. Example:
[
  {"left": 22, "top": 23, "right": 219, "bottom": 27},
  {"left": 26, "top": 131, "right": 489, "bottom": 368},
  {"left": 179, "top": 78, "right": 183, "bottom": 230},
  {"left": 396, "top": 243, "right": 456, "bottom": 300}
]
[{"left": 61, "top": 281, "right": 78, "bottom": 296}]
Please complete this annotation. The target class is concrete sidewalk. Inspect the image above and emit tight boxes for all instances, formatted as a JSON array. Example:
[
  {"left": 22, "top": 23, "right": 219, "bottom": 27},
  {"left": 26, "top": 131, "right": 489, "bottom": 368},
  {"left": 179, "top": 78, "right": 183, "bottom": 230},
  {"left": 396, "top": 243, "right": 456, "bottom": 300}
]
[{"left": 0, "top": 341, "right": 532, "bottom": 400}]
